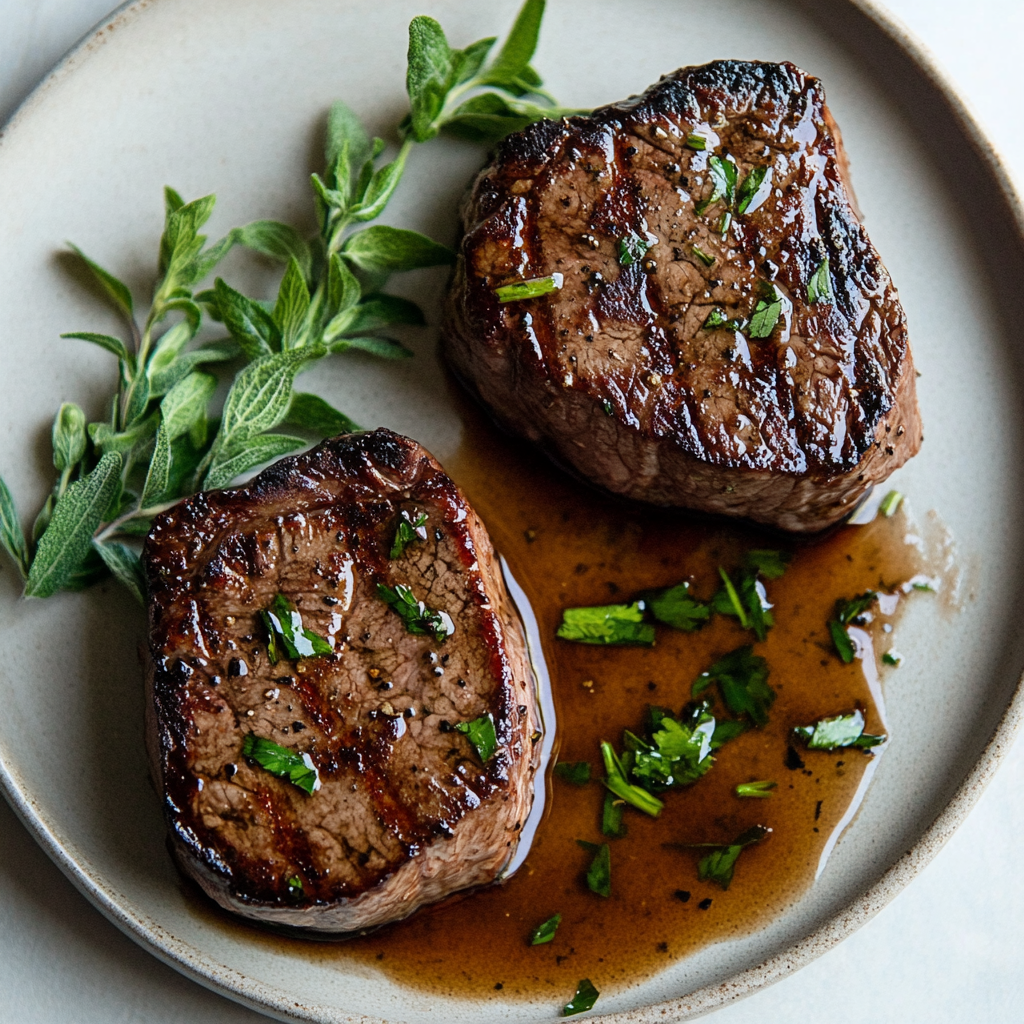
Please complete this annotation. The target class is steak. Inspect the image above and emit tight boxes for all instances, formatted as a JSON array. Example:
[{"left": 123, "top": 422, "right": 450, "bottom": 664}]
[
  {"left": 443, "top": 60, "right": 922, "bottom": 533},
  {"left": 143, "top": 428, "right": 540, "bottom": 932}
]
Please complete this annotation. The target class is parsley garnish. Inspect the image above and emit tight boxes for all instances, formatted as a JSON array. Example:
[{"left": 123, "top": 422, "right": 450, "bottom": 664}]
[
  {"left": 736, "top": 165, "right": 770, "bottom": 214},
  {"left": 377, "top": 582, "right": 455, "bottom": 643},
  {"left": 793, "top": 710, "right": 886, "bottom": 751},
  {"left": 807, "top": 257, "right": 832, "bottom": 303},
  {"left": 260, "top": 594, "right": 333, "bottom": 664},
  {"left": 529, "top": 913, "right": 562, "bottom": 945},
  {"left": 747, "top": 283, "right": 783, "bottom": 340},
  {"left": 618, "top": 231, "right": 652, "bottom": 267},
  {"left": 882, "top": 650, "right": 902, "bottom": 667},
  {"left": 695, "top": 155, "right": 737, "bottom": 215},
  {"left": 735, "top": 780, "right": 775, "bottom": 798},
  {"left": 717, "top": 211, "right": 733, "bottom": 237},
  {"left": 554, "top": 760, "right": 591, "bottom": 785},
  {"left": 646, "top": 581, "right": 711, "bottom": 632},
  {"left": 455, "top": 713, "right": 498, "bottom": 761},
  {"left": 692, "top": 646, "right": 774, "bottom": 727},
  {"left": 563, "top": 979, "right": 599, "bottom": 1016},
  {"left": 600, "top": 741, "right": 664, "bottom": 817},
  {"left": 241, "top": 734, "right": 321, "bottom": 795},
  {"left": 693, "top": 825, "right": 769, "bottom": 889},
  {"left": 601, "top": 792, "right": 627, "bottom": 837},
  {"left": 692, "top": 244, "right": 716, "bottom": 268},
  {"left": 286, "top": 875, "right": 304, "bottom": 897},
  {"left": 577, "top": 840, "right": 611, "bottom": 897},
  {"left": 702, "top": 307, "right": 744, "bottom": 331},
  {"left": 556, "top": 601, "right": 655, "bottom": 646},
  {"left": 744, "top": 549, "right": 790, "bottom": 579},
  {"left": 389, "top": 511, "right": 427, "bottom": 558},
  {"left": 879, "top": 490, "right": 903, "bottom": 517},
  {"left": 829, "top": 591, "right": 877, "bottom": 662},
  {"left": 710, "top": 719, "right": 748, "bottom": 749},
  {"left": 685, "top": 132, "right": 708, "bottom": 150},
  {"left": 495, "top": 273, "right": 563, "bottom": 303},
  {"left": 626, "top": 705, "right": 715, "bottom": 791}
]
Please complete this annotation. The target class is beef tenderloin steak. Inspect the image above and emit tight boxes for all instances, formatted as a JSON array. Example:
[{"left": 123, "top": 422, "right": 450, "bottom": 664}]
[
  {"left": 443, "top": 60, "right": 922, "bottom": 533},
  {"left": 143, "top": 428, "right": 540, "bottom": 932}
]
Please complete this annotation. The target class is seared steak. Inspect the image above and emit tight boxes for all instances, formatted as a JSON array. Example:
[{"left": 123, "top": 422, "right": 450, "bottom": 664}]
[
  {"left": 443, "top": 60, "right": 922, "bottom": 532},
  {"left": 143, "top": 429, "right": 540, "bottom": 932}
]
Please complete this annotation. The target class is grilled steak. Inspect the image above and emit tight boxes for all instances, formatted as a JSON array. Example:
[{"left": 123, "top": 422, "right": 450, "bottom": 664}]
[
  {"left": 143, "top": 428, "right": 540, "bottom": 932},
  {"left": 443, "top": 60, "right": 922, "bottom": 532}
]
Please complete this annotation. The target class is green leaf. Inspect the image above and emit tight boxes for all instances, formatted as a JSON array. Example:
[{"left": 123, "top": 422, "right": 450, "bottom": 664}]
[
  {"left": 67, "top": 243, "right": 134, "bottom": 320},
  {"left": 164, "top": 186, "right": 185, "bottom": 216},
  {"left": 349, "top": 150, "right": 410, "bottom": 223},
  {"left": 577, "top": 840, "right": 611, "bottom": 897},
  {"left": 260, "top": 593, "right": 334, "bottom": 662},
  {"left": 377, "top": 582, "right": 455, "bottom": 644},
  {"left": 25, "top": 452, "right": 122, "bottom": 598},
  {"left": 455, "top": 713, "right": 498, "bottom": 762},
  {"left": 0, "top": 475, "right": 30, "bottom": 578},
  {"left": 695, "top": 156, "right": 737, "bottom": 215},
  {"left": 405, "top": 16, "right": 457, "bottom": 142},
  {"left": 61, "top": 331, "right": 134, "bottom": 369},
  {"left": 692, "top": 647, "right": 774, "bottom": 727},
  {"left": 327, "top": 253, "right": 362, "bottom": 319},
  {"left": 455, "top": 36, "right": 497, "bottom": 85},
  {"left": 600, "top": 741, "right": 663, "bottom": 817},
  {"left": 241, "top": 733, "right": 320, "bottom": 795},
  {"left": 695, "top": 825, "right": 769, "bottom": 890},
  {"left": 563, "top": 979, "right": 599, "bottom": 1017},
  {"left": 618, "top": 231, "right": 651, "bottom": 267},
  {"left": 325, "top": 100, "right": 372, "bottom": 192},
  {"left": 556, "top": 601, "right": 655, "bottom": 646},
  {"left": 879, "top": 490, "right": 904, "bottom": 517},
  {"left": 149, "top": 338, "right": 239, "bottom": 397},
  {"left": 808, "top": 257, "right": 832, "bottom": 304},
  {"left": 283, "top": 392, "right": 361, "bottom": 436},
  {"left": 159, "top": 192, "right": 216, "bottom": 278},
  {"left": 92, "top": 540, "right": 146, "bottom": 604},
  {"left": 342, "top": 225, "right": 455, "bottom": 274},
  {"left": 212, "top": 277, "right": 281, "bottom": 359},
  {"left": 89, "top": 414, "right": 159, "bottom": 457},
  {"left": 232, "top": 221, "right": 313, "bottom": 282},
  {"left": 389, "top": 511, "right": 428, "bottom": 559},
  {"left": 273, "top": 257, "right": 312, "bottom": 349},
  {"left": 342, "top": 295, "right": 426, "bottom": 333},
  {"left": 793, "top": 710, "right": 886, "bottom": 751},
  {"left": 647, "top": 581, "right": 711, "bottom": 632},
  {"left": 485, "top": 0, "right": 546, "bottom": 85},
  {"left": 441, "top": 92, "right": 568, "bottom": 143},
  {"left": 140, "top": 424, "right": 173, "bottom": 508},
  {"left": 735, "top": 779, "right": 776, "bottom": 798},
  {"left": 529, "top": 912, "right": 561, "bottom": 946},
  {"left": 829, "top": 619, "right": 856, "bottom": 662},
  {"left": 553, "top": 761, "right": 591, "bottom": 785},
  {"left": 218, "top": 349, "right": 313, "bottom": 445},
  {"left": 692, "top": 244, "right": 716, "bottom": 268},
  {"left": 736, "top": 165, "right": 770, "bottom": 215},
  {"left": 713, "top": 567, "right": 749, "bottom": 627},
  {"left": 328, "top": 335, "right": 413, "bottom": 360},
  {"left": 203, "top": 434, "right": 307, "bottom": 490},
  {"left": 748, "top": 293, "right": 783, "bottom": 339},
  {"left": 710, "top": 719, "right": 749, "bottom": 750},
  {"left": 51, "top": 403, "right": 87, "bottom": 472},
  {"left": 629, "top": 708, "right": 715, "bottom": 791},
  {"left": 122, "top": 367, "right": 152, "bottom": 429},
  {"left": 744, "top": 549, "right": 790, "bottom": 579},
  {"left": 161, "top": 371, "right": 216, "bottom": 440},
  {"left": 836, "top": 591, "right": 877, "bottom": 626},
  {"left": 601, "top": 791, "right": 627, "bottom": 838},
  {"left": 701, "top": 308, "right": 744, "bottom": 331},
  {"left": 183, "top": 233, "right": 236, "bottom": 286}
]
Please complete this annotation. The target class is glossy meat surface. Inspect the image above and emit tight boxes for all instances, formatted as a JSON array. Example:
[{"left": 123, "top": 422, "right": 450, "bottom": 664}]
[
  {"left": 143, "top": 429, "right": 539, "bottom": 932},
  {"left": 443, "top": 60, "right": 922, "bottom": 531}
]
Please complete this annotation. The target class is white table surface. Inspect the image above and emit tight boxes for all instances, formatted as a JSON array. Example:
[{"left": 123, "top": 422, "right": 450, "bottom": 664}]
[{"left": 2, "top": 1, "right": 1023, "bottom": 1020}]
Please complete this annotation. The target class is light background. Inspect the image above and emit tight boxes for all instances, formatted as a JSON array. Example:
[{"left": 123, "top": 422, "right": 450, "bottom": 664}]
[{"left": 1, "top": 1, "right": 1022, "bottom": 1021}]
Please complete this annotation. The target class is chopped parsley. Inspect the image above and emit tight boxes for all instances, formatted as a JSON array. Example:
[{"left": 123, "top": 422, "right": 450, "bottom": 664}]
[
  {"left": 260, "top": 594, "right": 333, "bottom": 664},
  {"left": 577, "top": 840, "right": 611, "bottom": 897},
  {"left": 646, "top": 580, "right": 711, "bottom": 632},
  {"left": 736, "top": 165, "right": 770, "bottom": 214},
  {"left": 626, "top": 703, "right": 715, "bottom": 791},
  {"left": 744, "top": 549, "right": 791, "bottom": 579},
  {"left": 563, "top": 979, "right": 600, "bottom": 1017},
  {"left": 882, "top": 650, "right": 903, "bottom": 667},
  {"left": 495, "top": 273, "right": 563, "bottom": 303},
  {"left": 376, "top": 583, "right": 455, "bottom": 643},
  {"left": 711, "top": 567, "right": 750, "bottom": 627},
  {"left": 529, "top": 913, "right": 562, "bottom": 946},
  {"left": 829, "top": 591, "right": 877, "bottom": 662},
  {"left": 455, "top": 713, "right": 498, "bottom": 762},
  {"left": 793, "top": 710, "right": 886, "bottom": 751},
  {"left": 747, "top": 283, "right": 783, "bottom": 340},
  {"left": 553, "top": 760, "right": 592, "bottom": 785},
  {"left": 618, "top": 231, "right": 653, "bottom": 267},
  {"left": 702, "top": 307, "right": 744, "bottom": 331},
  {"left": 710, "top": 718, "right": 749, "bottom": 749},
  {"left": 735, "top": 780, "right": 776, "bottom": 798},
  {"left": 556, "top": 601, "right": 655, "bottom": 646},
  {"left": 241, "top": 734, "right": 321, "bottom": 795},
  {"left": 389, "top": 511, "right": 427, "bottom": 558},
  {"left": 692, "top": 646, "right": 775, "bottom": 727},
  {"left": 685, "top": 131, "right": 708, "bottom": 150},
  {"left": 807, "top": 257, "right": 832, "bottom": 304},
  {"left": 601, "top": 791, "right": 627, "bottom": 837},
  {"left": 695, "top": 155, "right": 738, "bottom": 215},
  {"left": 879, "top": 489, "right": 903, "bottom": 517},
  {"left": 286, "top": 875, "right": 304, "bottom": 897},
  {"left": 694, "top": 825, "right": 769, "bottom": 889},
  {"left": 717, "top": 211, "right": 732, "bottom": 237},
  {"left": 692, "top": 244, "right": 716, "bottom": 267},
  {"left": 600, "top": 741, "right": 664, "bottom": 817},
  {"left": 829, "top": 620, "right": 856, "bottom": 663}
]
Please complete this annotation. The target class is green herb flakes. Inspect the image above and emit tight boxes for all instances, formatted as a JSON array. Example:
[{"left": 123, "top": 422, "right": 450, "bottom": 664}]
[
  {"left": 646, "top": 581, "right": 711, "bottom": 632},
  {"left": 807, "top": 257, "right": 832, "bottom": 304},
  {"left": 242, "top": 734, "right": 321, "bottom": 794},
  {"left": 692, "top": 646, "right": 774, "bottom": 727},
  {"left": 377, "top": 583, "right": 455, "bottom": 643},
  {"left": 686, "top": 132, "right": 708, "bottom": 150},
  {"left": 495, "top": 273, "right": 563, "bottom": 302},
  {"left": 747, "top": 285, "right": 783, "bottom": 340},
  {"left": 829, "top": 591, "right": 877, "bottom": 662},
  {"left": 286, "top": 875, "right": 304, "bottom": 896},
  {"left": 556, "top": 601, "right": 655, "bottom": 646},
  {"left": 601, "top": 791, "right": 627, "bottom": 837},
  {"left": 529, "top": 913, "right": 562, "bottom": 945},
  {"left": 628, "top": 706, "right": 715, "bottom": 791},
  {"left": 710, "top": 719, "right": 748, "bottom": 749},
  {"left": 600, "top": 741, "right": 664, "bottom": 817},
  {"left": 882, "top": 650, "right": 903, "bottom": 667},
  {"left": 554, "top": 761, "right": 591, "bottom": 785},
  {"left": 694, "top": 825, "right": 769, "bottom": 890},
  {"left": 793, "top": 710, "right": 886, "bottom": 751},
  {"left": 577, "top": 840, "right": 611, "bottom": 897},
  {"left": 455, "top": 713, "right": 498, "bottom": 762},
  {"left": 829, "top": 619, "right": 856, "bottom": 663},
  {"left": 735, "top": 780, "right": 776, "bottom": 798},
  {"left": 692, "top": 244, "right": 716, "bottom": 268},
  {"left": 737, "top": 165, "right": 771, "bottom": 214},
  {"left": 260, "top": 594, "right": 334, "bottom": 664},
  {"left": 390, "top": 511, "right": 427, "bottom": 558},
  {"left": 618, "top": 231, "right": 652, "bottom": 267},
  {"left": 744, "top": 549, "right": 790, "bottom": 579},
  {"left": 563, "top": 979, "right": 599, "bottom": 1016},
  {"left": 695, "top": 155, "right": 738, "bottom": 215},
  {"left": 879, "top": 490, "right": 903, "bottom": 517}
]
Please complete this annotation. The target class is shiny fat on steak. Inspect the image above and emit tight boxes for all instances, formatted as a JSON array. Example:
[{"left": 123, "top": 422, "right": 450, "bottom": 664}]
[
  {"left": 443, "top": 60, "right": 922, "bottom": 533},
  {"left": 143, "top": 429, "right": 540, "bottom": 932}
]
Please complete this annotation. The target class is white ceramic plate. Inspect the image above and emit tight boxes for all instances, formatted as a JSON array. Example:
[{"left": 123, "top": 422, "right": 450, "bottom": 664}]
[{"left": 2, "top": 0, "right": 1024, "bottom": 1021}]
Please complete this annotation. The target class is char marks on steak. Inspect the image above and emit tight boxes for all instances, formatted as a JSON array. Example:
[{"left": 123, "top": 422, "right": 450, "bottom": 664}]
[
  {"left": 443, "top": 60, "right": 922, "bottom": 532},
  {"left": 144, "top": 429, "right": 539, "bottom": 932}
]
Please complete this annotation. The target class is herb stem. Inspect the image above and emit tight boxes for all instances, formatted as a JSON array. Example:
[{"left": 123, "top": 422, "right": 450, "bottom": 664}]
[{"left": 94, "top": 498, "right": 181, "bottom": 542}]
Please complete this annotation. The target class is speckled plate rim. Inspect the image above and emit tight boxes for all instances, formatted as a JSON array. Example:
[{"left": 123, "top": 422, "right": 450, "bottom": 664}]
[{"left": 1, "top": 1, "right": 1023, "bottom": 1022}]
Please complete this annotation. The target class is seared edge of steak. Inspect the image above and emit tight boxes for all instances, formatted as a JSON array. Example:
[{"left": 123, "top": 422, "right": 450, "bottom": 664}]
[
  {"left": 143, "top": 429, "right": 540, "bottom": 931},
  {"left": 442, "top": 60, "right": 922, "bottom": 532}
]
